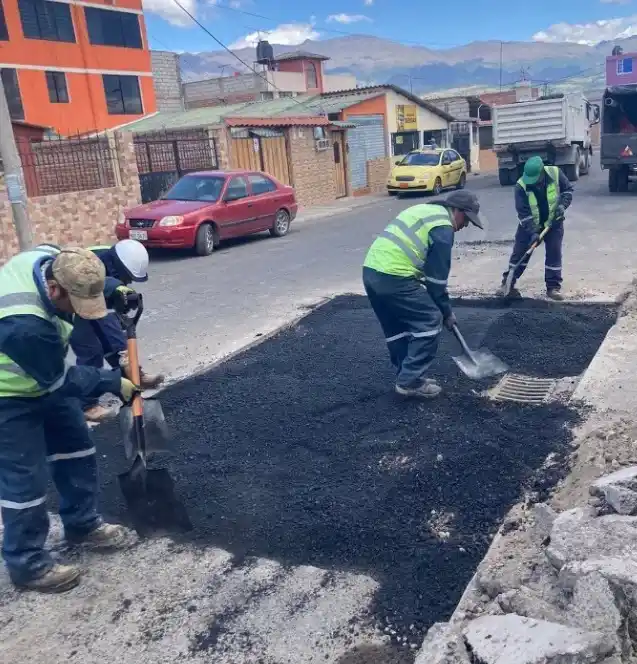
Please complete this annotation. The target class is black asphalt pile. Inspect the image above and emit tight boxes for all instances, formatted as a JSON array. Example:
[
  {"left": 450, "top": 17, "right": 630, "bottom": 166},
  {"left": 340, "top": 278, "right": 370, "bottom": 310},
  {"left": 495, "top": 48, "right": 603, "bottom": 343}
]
[{"left": 92, "top": 296, "right": 615, "bottom": 649}]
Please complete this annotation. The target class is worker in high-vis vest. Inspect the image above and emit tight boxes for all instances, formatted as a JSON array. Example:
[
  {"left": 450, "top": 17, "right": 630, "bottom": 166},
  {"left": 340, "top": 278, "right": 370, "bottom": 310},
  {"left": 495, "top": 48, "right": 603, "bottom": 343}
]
[
  {"left": 0, "top": 247, "right": 139, "bottom": 593},
  {"left": 67, "top": 240, "right": 163, "bottom": 422},
  {"left": 363, "top": 190, "right": 484, "bottom": 399},
  {"left": 497, "top": 156, "right": 574, "bottom": 301}
]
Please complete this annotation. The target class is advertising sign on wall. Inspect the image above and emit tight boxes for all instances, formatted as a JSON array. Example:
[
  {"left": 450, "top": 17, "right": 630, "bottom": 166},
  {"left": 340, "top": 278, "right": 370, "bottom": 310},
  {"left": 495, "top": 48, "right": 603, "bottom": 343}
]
[{"left": 396, "top": 104, "right": 418, "bottom": 131}]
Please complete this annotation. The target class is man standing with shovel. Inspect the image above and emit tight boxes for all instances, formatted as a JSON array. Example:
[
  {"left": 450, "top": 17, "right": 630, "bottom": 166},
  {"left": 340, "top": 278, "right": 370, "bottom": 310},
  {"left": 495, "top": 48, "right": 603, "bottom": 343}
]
[
  {"left": 497, "top": 156, "right": 574, "bottom": 300},
  {"left": 363, "top": 190, "right": 484, "bottom": 398}
]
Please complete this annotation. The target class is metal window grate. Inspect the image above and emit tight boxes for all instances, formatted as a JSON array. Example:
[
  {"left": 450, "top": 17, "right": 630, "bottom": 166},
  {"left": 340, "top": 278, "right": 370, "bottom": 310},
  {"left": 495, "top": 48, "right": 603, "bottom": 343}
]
[{"left": 488, "top": 374, "right": 556, "bottom": 405}]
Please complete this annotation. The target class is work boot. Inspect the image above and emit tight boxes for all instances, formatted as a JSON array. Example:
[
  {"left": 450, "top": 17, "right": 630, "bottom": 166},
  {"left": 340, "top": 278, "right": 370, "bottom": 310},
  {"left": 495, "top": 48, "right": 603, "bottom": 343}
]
[
  {"left": 496, "top": 285, "right": 522, "bottom": 299},
  {"left": 66, "top": 523, "right": 134, "bottom": 550},
  {"left": 15, "top": 564, "right": 81, "bottom": 594},
  {"left": 84, "top": 404, "right": 116, "bottom": 423},
  {"left": 546, "top": 288, "right": 564, "bottom": 301},
  {"left": 395, "top": 381, "right": 442, "bottom": 399}
]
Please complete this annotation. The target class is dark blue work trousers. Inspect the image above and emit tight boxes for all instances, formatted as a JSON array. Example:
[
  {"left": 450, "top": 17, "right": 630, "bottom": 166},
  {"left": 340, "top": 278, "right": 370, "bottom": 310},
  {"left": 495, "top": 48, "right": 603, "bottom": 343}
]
[
  {"left": 0, "top": 393, "right": 101, "bottom": 584},
  {"left": 502, "top": 222, "right": 564, "bottom": 291},
  {"left": 70, "top": 313, "right": 126, "bottom": 409},
  {"left": 363, "top": 267, "right": 442, "bottom": 389}
]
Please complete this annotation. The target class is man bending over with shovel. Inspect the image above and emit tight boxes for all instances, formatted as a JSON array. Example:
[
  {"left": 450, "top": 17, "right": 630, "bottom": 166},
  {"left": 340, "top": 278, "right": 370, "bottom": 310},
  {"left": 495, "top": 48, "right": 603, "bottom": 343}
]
[
  {"left": 497, "top": 156, "right": 573, "bottom": 301},
  {"left": 0, "top": 247, "right": 139, "bottom": 593},
  {"left": 363, "top": 190, "right": 483, "bottom": 399}
]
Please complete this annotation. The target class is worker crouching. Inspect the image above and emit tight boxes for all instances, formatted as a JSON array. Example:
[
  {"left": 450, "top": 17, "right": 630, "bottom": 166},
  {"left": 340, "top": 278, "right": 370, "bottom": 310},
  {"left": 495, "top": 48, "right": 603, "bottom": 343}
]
[
  {"left": 363, "top": 190, "right": 483, "bottom": 398},
  {"left": 0, "top": 247, "right": 139, "bottom": 593}
]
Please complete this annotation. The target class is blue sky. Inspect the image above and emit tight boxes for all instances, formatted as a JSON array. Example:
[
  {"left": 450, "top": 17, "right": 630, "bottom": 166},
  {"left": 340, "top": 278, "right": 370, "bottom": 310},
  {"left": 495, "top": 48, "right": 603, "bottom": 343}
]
[{"left": 142, "top": 0, "right": 637, "bottom": 53}]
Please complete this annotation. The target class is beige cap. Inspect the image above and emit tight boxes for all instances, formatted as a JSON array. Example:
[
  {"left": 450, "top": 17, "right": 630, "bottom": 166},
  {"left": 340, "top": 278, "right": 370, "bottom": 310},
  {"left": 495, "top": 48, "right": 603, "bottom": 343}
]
[{"left": 51, "top": 247, "right": 108, "bottom": 320}]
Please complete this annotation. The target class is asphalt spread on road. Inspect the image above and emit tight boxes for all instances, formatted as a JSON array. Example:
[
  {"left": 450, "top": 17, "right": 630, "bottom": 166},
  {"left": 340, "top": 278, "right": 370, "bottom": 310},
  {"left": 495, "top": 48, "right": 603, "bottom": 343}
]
[{"left": 91, "top": 296, "right": 615, "bottom": 659}]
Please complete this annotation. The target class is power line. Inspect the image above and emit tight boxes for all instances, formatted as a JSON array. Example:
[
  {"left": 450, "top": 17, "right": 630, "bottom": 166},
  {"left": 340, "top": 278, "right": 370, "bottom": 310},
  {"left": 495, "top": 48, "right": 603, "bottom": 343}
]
[{"left": 169, "top": 0, "right": 325, "bottom": 112}]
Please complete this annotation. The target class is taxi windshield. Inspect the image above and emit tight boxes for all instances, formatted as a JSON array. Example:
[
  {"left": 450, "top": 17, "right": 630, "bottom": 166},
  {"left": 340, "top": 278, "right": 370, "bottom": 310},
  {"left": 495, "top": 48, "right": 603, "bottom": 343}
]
[{"left": 400, "top": 153, "right": 440, "bottom": 166}]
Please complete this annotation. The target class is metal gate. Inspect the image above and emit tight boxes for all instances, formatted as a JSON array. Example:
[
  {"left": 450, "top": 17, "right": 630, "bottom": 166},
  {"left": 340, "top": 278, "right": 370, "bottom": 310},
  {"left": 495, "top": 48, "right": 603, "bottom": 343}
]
[
  {"left": 230, "top": 129, "right": 291, "bottom": 185},
  {"left": 450, "top": 122, "right": 471, "bottom": 173},
  {"left": 134, "top": 130, "right": 219, "bottom": 203},
  {"left": 347, "top": 115, "right": 386, "bottom": 189}
]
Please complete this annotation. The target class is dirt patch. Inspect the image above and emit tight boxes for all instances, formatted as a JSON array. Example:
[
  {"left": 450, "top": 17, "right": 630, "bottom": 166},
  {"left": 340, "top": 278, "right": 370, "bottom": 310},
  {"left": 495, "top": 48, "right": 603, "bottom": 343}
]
[{"left": 89, "top": 296, "right": 614, "bottom": 658}]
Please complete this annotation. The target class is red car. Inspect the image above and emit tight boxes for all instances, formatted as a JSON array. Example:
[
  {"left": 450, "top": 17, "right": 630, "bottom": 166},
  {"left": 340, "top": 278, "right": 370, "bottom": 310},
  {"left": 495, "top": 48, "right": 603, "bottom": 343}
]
[{"left": 117, "top": 170, "right": 298, "bottom": 256}]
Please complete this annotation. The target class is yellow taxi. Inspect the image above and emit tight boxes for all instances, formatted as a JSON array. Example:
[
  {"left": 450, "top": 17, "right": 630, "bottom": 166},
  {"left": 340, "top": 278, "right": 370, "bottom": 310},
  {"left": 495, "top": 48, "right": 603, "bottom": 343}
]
[{"left": 387, "top": 148, "right": 467, "bottom": 197}]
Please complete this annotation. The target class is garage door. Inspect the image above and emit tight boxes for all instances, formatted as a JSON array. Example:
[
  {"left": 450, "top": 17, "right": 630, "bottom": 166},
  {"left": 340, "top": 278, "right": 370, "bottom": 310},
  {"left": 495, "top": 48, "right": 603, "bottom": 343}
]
[{"left": 347, "top": 115, "right": 386, "bottom": 190}]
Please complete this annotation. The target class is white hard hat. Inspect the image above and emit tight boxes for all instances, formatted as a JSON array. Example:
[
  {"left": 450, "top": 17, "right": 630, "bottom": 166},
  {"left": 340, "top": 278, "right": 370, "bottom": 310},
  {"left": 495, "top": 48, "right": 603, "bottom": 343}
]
[{"left": 114, "top": 239, "right": 149, "bottom": 282}]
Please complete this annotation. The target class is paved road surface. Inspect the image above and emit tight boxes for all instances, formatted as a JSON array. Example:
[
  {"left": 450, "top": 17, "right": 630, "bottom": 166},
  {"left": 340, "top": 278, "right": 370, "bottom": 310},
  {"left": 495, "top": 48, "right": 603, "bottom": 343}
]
[{"left": 134, "top": 165, "right": 633, "bottom": 382}]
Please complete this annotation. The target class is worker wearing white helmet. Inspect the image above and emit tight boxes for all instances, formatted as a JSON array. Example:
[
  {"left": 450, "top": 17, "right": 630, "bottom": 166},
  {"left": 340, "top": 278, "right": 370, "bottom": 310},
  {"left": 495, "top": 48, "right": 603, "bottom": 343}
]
[{"left": 66, "top": 240, "right": 164, "bottom": 422}]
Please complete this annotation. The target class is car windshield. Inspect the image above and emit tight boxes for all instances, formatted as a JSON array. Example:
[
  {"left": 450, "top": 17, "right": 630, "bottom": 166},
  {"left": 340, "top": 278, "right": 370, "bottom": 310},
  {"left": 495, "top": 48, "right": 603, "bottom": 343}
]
[
  {"left": 400, "top": 153, "right": 440, "bottom": 166},
  {"left": 162, "top": 176, "right": 225, "bottom": 202}
]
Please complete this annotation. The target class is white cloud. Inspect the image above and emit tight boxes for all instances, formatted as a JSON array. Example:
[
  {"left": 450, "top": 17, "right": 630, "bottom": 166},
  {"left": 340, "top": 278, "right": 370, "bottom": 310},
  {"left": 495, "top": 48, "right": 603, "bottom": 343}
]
[
  {"left": 142, "top": 0, "right": 199, "bottom": 26},
  {"left": 364, "top": 0, "right": 373, "bottom": 5},
  {"left": 533, "top": 14, "right": 637, "bottom": 45},
  {"left": 601, "top": 0, "right": 631, "bottom": 5},
  {"left": 229, "top": 23, "right": 320, "bottom": 49},
  {"left": 326, "top": 13, "right": 372, "bottom": 23}
]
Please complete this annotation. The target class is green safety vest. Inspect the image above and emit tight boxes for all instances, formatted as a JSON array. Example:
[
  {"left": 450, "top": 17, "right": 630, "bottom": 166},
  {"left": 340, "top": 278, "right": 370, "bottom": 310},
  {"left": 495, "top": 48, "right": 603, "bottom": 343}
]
[
  {"left": 363, "top": 204, "right": 453, "bottom": 278},
  {"left": 517, "top": 166, "right": 560, "bottom": 228},
  {"left": 0, "top": 248, "right": 73, "bottom": 398}
]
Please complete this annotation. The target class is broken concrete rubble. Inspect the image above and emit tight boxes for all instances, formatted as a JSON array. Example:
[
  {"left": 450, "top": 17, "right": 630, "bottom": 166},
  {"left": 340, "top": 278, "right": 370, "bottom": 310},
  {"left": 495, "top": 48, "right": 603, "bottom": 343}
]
[
  {"left": 590, "top": 466, "right": 637, "bottom": 516},
  {"left": 545, "top": 508, "right": 637, "bottom": 570},
  {"left": 463, "top": 614, "right": 615, "bottom": 664},
  {"left": 414, "top": 622, "right": 470, "bottom": 664}
]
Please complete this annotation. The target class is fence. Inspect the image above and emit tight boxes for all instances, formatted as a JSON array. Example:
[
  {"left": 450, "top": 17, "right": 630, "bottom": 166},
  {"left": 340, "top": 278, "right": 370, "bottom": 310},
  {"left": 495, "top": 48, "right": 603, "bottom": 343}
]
[
  {"left": 16, "top": 134, "right": 119, "bottom": 198},
  {"left": 133, "top": 129, "right": 219, "bottom": 202}
]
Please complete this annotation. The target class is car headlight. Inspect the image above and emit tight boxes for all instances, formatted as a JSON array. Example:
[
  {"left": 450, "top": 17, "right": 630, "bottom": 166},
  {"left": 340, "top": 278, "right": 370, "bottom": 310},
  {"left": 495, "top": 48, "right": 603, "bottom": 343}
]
[{"left": 158, "top": 215, "right": 184, "bottom": 227}]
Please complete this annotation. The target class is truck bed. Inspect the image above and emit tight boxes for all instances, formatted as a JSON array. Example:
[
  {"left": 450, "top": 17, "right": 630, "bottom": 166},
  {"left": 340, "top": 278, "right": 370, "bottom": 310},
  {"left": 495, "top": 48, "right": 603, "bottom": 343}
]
[{"left": 493, "top": 97, "right": 567, "bottom": 146}]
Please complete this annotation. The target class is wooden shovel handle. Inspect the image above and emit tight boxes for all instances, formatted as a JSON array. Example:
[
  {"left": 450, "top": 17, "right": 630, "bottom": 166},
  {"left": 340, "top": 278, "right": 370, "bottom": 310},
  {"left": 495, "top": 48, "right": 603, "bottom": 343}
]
[{"left": 127, "top": 337, "right": 143, "bottom": 418}]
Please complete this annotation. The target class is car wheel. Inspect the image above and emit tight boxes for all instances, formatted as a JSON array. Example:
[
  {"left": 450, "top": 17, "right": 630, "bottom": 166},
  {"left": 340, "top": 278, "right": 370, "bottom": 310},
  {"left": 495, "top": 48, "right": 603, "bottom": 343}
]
[
  {"left": 194, "top": 223, "right": 216, "bottom": 256},
  {"left": 388, "top": 190, "right": 397, "bottom": 196},
  {"left": 270, "top": 209, "right": 291, "bottom": 237},
  {"left": 456, "top": 173, "right": 466, "bottom": 190},
  {"left": 433, "top": 178, "right": 442, "bottom": 195}
]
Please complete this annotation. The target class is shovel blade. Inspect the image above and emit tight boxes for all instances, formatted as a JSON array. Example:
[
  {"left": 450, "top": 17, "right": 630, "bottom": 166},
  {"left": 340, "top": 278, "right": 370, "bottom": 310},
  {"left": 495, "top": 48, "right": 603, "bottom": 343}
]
[
  {"left": 119, "top": 398, "right": 171, "bottom": 460},
  {"left": 452, "top": 348, "right": 509, "bottom": 380},
  {"left": 118, "top": 465, "right": 192, "bottom": 537}
]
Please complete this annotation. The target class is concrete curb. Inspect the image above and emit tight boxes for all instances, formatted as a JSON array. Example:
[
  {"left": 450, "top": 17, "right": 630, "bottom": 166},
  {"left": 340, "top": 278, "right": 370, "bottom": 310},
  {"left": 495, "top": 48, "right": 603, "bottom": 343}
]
[{"left": 294, "top": 195, "right": 388, "bottom": 224}]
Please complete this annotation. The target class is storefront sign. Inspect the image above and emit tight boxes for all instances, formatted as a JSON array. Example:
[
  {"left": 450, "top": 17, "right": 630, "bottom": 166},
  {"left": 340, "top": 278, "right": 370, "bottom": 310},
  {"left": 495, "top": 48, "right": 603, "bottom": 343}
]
[{"left": 396, "top": 104, "right": 418, "bottom": 131}]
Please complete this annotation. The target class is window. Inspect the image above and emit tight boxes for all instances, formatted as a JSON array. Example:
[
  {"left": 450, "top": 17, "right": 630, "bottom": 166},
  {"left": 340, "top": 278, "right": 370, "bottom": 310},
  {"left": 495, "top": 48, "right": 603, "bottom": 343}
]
[
  {"left": 399, "top": 152, "right": 440, "bottom": 166},
  {"left": 18, "top": 0, "right": 75, "bottom": 42},
  {"left": 260, "top": 91, "right": 274, "bottom": 101},
  {"left": 448, "top": 150, "right": 461, "bottom": 162},
  {"left": 248, "top": 174, "right": 276, "bottom": 195},
  {"left": 85, "top": 7, "right": 142, "bottom": 48},
  {"left": 163, "top": 175, "right": 224, "bottom": 202},
  {"left": 617, "top": 57, "right": 634, "bottom": 75},
  {"left": 225, "top": 176, "right": 248, "bottom": 200},
  {"left": 279, "top": 91, "right": 294, "bottom": 98},
  {"left": 304, "top": 62, "right": 318, "bottom": 89},
  {"left": 1, "top": 69, "right": 24, "bottom": 121},
  {"left": 442, "top": 151, "right": 453, "bottom": 165},
  {"left": 102, "top": 75, "right": 142, "bottom": 115},
  {"left": 0, "top": 1, "right": 8, "bottom": 40},
  {"left": 46, "top": 71, "right": 68, "bottom": 103}
]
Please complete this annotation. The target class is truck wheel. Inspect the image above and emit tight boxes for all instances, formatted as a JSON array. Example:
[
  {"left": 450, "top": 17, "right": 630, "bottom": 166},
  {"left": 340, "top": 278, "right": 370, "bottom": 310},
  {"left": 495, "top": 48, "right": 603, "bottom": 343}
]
[
  {"left": 498, "top": 168, "right": 513, "bottom": 186},
  {"left": 581, "top": 150, "right": 590, "bottom": 176},
  {"left": 618, "top": 166, "right": 630, "bottom": 192},
  {"left": 609, "top": 169, "right": 619, "bottom": 193},
  {"left": 564, "top": 152, "right": 580, "bottom": 182}
]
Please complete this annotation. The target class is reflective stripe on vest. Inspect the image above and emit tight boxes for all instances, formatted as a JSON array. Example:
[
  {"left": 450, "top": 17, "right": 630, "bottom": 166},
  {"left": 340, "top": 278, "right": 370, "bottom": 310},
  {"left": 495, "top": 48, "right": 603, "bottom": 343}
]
[
  {"left": 0, "top": 249, "right": 73, "bottom": 398},
  {"left": 364, "top": 204, "right": 453, "bottom": 278},
  {"left": 517, "top": 166, "right": 560, "bottom": 228}
]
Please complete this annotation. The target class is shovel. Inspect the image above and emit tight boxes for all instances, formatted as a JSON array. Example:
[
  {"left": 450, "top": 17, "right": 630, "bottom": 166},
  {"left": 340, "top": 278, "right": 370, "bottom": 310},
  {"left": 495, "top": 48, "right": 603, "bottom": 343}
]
[
  {"left": 502, "top": 226, "right": 550, "bottom": 297},
  {"left": 116, "top": 294, "right": 192, "bottom": 536},
  {"left": 451, "top": 324, "right": 509, "bottom": 380}
]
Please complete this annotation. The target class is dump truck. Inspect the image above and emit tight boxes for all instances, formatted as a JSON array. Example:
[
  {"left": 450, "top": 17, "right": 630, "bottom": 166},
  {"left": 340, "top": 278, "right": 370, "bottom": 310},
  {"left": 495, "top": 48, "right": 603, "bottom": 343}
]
[
  {"left": 601, "top": 84, "right": 637, "bottom": 192},
  {"left": 493, "top": 93, "right": 600, "bottom": 186}
]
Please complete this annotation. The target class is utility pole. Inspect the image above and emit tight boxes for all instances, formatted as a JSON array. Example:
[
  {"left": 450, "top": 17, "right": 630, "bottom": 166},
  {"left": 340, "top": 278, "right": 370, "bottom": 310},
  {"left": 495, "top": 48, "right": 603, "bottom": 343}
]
[
  {"left": 0, "top": 73, "right": 32, "bottom": 251},
  {"left": 499, "top": 41, "right": 503, "bottom": 91}
]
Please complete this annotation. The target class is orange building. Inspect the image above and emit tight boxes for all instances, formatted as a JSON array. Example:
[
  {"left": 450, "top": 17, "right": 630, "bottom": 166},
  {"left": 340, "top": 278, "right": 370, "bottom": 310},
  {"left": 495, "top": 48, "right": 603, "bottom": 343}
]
[{"left": 0, "top": 0, "right": 156, "bottom": 134}]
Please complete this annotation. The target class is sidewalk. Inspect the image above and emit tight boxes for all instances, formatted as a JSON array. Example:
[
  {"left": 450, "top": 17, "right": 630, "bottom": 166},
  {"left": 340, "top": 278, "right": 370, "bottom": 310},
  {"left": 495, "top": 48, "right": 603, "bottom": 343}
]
[{"left": 294, "top": 193, "right": 388, "bottom": 224}]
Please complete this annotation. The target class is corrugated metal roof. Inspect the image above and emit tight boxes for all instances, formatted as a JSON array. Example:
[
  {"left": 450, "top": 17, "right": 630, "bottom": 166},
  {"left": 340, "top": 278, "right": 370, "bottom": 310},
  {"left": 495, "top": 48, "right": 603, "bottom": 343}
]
[
  {"left": 119, "top": 103, "right": 250, "bottom": 132},
  {"left": 273, "top": 50, "right": 330, "bottom": 61},
  {"left": 300, "top": 92, "right": 383, "bottom": 113},
  {"left": 225, "top": 116, "right": 329, "bottom": 127},
  {"left": 227, "top": 97, "right": 318, "bottom": 117}
]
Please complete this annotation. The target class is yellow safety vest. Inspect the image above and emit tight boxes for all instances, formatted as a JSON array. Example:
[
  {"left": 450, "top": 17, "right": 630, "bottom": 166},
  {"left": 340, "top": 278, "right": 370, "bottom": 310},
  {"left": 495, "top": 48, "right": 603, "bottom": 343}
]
[
  {"left": 517, "top": 166, "right": 561, "bottom": 228},
  {"left": 364, "top": 204, "right": 453, "bottom": 278},
  {"left": 0, "top": 248, "right": 73, "bottom": 398}
]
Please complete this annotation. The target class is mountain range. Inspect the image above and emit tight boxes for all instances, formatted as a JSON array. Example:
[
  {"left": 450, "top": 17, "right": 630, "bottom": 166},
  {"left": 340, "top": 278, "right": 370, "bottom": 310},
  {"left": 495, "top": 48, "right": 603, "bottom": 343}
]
[{"left": 178, "top": 34, "right": 637, "bottom": 96}]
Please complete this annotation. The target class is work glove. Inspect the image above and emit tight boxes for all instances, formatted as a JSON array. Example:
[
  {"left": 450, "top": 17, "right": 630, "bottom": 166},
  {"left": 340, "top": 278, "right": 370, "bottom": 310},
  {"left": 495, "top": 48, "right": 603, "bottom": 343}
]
[
  {"left": 444, "top": 312, "right": 457, "bottom": 331},
  {"left": 119, "top": 377, "right": 140, "bottom": 404},
  {"left": 112, "top": 286, "right": 139, "bottom": 314},
  {"left": 554, "top": 205, "right": 566, "bottom": 222},
  {"left": 529, "top": 232, "right": 540, "bottom": 247}
]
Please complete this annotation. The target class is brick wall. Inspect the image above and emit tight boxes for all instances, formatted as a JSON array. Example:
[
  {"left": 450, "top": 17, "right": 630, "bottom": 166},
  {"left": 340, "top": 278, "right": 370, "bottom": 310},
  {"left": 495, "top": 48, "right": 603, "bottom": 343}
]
[
  {"left": 0, "top": 132, "right": 141, "bottom": 262},
  {"left": 288, "top": 127, "right": 337, "bottom": 207},
  {"left": 151, "top": 51, "right": 185, "bottom": 113},
  {"left": 209, "top": 126, "right": 232, "bottom": 170},
  {"left": 366, "top": 157, "right": 391, "bottom": 193},
  {"left": 183, "top": 74, "right": 263, "bottom": 109}
]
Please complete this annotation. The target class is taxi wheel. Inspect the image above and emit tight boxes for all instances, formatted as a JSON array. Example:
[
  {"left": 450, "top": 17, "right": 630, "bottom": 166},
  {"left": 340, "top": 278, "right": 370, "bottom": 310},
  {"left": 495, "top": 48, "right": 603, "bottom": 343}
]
[
  {"left": 456, "top": 173, "right": 466, "bottom": 190},
  {"left": 433, "top": 178, "right": 442, "bottom": 196}
]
